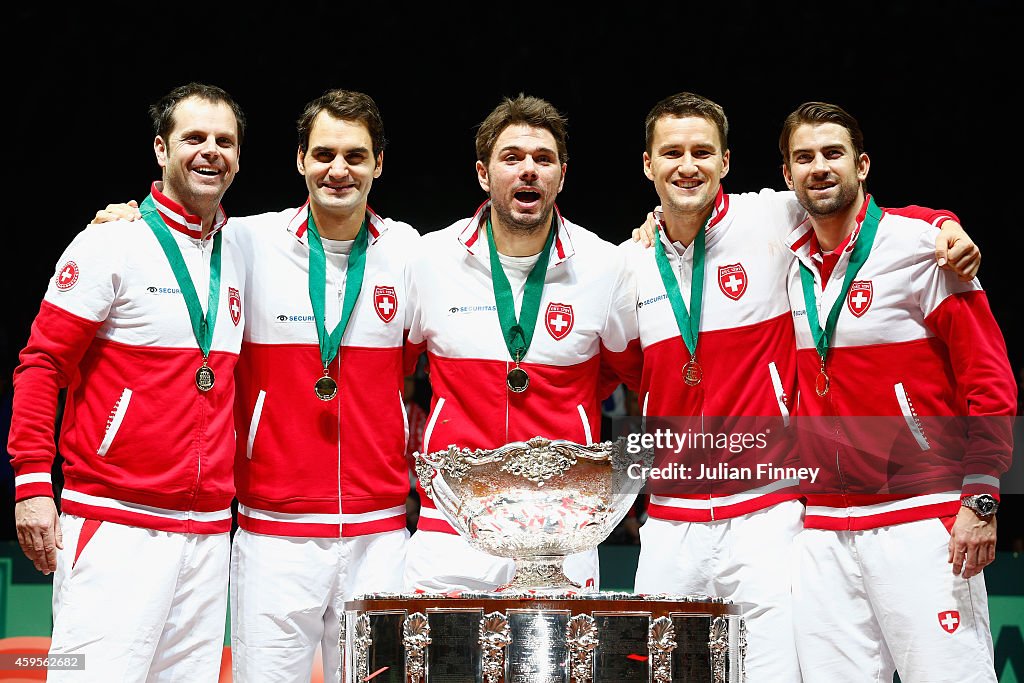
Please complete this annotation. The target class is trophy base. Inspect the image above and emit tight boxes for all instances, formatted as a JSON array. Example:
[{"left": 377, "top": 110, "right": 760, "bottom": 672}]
[
  {"left": 343, "top": 592, "right": 746, "bottom": 682},
  {"left": 495, "top": 555, "right": 581, "bottom": 593}
]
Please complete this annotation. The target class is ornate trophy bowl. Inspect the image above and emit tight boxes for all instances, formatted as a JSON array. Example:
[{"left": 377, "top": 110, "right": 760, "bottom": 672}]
[{"left": 416, "top": 436, "right": 652, "bottom": 592}]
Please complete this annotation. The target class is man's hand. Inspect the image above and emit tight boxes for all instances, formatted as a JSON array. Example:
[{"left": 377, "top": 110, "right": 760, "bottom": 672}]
[
  {"left": 935, "top": 220, "right": 980, "bottom": 281},
  {"left": 15, "top": 497, "right": 62, "bottom": 575},
  {"left": 91, "top": 200, "right": 141, "bottom": 225},
  {"left": 947, "top": 506, "right": 996, "bottom": 579},
  {"left": 631, "top": 212, "right": 658, "bottom": 248}
]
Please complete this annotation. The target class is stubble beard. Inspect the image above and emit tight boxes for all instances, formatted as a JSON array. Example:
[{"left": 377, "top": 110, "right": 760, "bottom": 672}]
[
  {"left": 165, "top": 171, "right": 225, "bottom": 220},
  {"left": 491, "top": 200, "right": 551, "bottom": 236},
  {"left": 798, "top": 180, "right": 859, "bottom": 218}
]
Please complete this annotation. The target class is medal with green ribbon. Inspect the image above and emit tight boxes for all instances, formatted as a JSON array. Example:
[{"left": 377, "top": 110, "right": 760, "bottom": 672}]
[
  {"left": 140, "top": 195, "right": 222, "bottom": 392},
  {"left": 307, "top": 210, "right": 368, "bottom": 401},
  {"left": 653, "top": 213, "right": 710, "bottom": 386},
  {"left": 798, "top": 196, "right": 882, "bottom": 396},
  {"left": 486, "top": 215, "right": 555, "bottom": 393}
]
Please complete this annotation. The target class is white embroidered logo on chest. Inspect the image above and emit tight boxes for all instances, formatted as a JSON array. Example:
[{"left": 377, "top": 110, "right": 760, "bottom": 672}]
[
  {"left": 847, "top": 280, "right": 873, "bottom": 317},
  {"left": 374, "top": 285, "right": 398, "bottom": 323},
  {"left": 717, "top": 263, "right": 747, "bottom": 300},
  {"left": 229, "top": 287, "right": 242, "bottom": 326},
  {"left": 545, "top": 302, "right": 574, "bottom": 340}
]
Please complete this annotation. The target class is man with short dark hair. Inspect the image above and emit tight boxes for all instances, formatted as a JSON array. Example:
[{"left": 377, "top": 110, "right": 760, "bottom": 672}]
[
  {"left": 10, "top": 82, "right": 246, "bottom": 680},
  {"left": 780, "top": 101, "right": 1015, "bottom": 682},
  {"left": 402, "top": 94, "right": 638, "bottom": 591}
]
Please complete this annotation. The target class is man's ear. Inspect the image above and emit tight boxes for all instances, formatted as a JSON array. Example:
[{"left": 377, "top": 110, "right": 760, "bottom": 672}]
[
  {"left": 476, "top": 160, "right": 490, "bottom": 193},
  {"left": 643, "top": 151, "right": 654, "bottom": 182},
  {"left": 857, "top": 152, "right": 870, "bottom": 183},
  {"left": 154, "top": 136, "right": 167, "bottom": 169}
]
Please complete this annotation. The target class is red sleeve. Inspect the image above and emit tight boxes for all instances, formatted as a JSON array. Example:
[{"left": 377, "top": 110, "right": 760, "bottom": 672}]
[
  {"left": 402, "top": 334, "right": 426, "bottom": 378},
  {"left": 885, "top": 205, "right": 960, "bottom": 226},
  {"left": 598, "top": 338, "right": 643, "bottom": 399},
  {"left": 924, "top": 291, "right": 1016, "bottom": 499},
  {"left": 8, "top": 301, "right": 102, "bottom": 501}
]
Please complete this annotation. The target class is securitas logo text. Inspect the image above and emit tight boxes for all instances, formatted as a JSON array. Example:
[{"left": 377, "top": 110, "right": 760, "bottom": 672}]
[
  {"left": 276, "top": 314, "right": 316, "bottom": 323},
  {"left": 448, "top": 305, "right": 497, "bottom": 314},
  {"left": 146, "top": 286, "right": 181, "bottom": 295},
  {"left": 638, "top": 294, "right": 668, "bottom": 309}
]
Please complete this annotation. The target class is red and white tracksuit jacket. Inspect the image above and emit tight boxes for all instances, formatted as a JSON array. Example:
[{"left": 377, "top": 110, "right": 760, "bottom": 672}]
[
  {"left": 231, "top": 201, "right": 420, "bottom": 538},
  {"left": 406, "top": 202, "right": 638, "bottom": 534},
  {"left": 8, "top": 183, "right": 244, "bottom": 533},
  {"left": 786, "top": 196, "right": 1016, "bottom": 530},
  {"left": 621, "top": 188, "right": 807, "bottom": 522}
]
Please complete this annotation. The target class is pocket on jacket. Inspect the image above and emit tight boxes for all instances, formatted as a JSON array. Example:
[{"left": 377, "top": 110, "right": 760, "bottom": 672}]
[
  {"left": 895, "top": 382, "right": 930, "bottom": 451},
  {"left": 96, "top": 388, "right": 133, "bottom": 456},
  {"left": 246, "top": 390, "right": 267, "bottom": 460}
]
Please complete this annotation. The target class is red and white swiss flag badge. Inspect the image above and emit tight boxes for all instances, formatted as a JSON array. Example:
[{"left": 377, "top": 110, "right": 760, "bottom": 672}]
[
  {"left": 938, "top": 610, "right": 960, "bottom": 634},
  {"left": 228, "top": 287, "right": 242, "bottom": 326},
  {"left": 847, "top": 280, "right": 873, "bottom": 317},
  {"left": 718, "top": 263, "right": 747, "bottom": 300},
  {"left": 55, "top": 261, "right": 80, "bottom": 291},
  {"left": 545, "top": 302, "right": 574, "bottom": 340},
  {"left": 374, "top": 285, "right": 398, "bottom": 323}
]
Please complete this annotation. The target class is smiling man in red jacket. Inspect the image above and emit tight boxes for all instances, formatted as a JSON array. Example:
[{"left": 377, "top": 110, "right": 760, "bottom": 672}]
[
  {"left": 9, "top": 83, "right": 246, "bottom": 681},
  {"left": 781, "top": 101, "right": 1015, "bottom": 683}
]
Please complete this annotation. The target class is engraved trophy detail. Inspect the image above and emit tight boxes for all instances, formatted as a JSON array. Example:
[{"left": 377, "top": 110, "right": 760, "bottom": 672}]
[{"left": 415, "top": 436, "right": 652, "bottom": 592}]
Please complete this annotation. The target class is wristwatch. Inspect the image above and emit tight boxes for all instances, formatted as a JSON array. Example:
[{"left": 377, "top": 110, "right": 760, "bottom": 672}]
[{"left": 961, "top": 494, "right": 999, "bottom": 518}]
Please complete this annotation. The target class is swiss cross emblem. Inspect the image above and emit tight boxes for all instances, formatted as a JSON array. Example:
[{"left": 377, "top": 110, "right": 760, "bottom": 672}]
[
  {"left": 718, "top": 263, "right": 747, "bottom": 300},
  {"left": 374, "top": 285, "right": 398, "bottom": 323},
  {"left": 228, "top": 287, "right": 241, "bottom": 326},
  {"left": 847, "top": 280, "right": 873, "bottom": 317},
  {"left": 55, "top": 261, "right": 80, "bottom": 291},
  {"left": 938, "top": 610, "right": 960, "bottom": 634},
  {"left": 545, "top": 302, "right": 574, "bottom": 340}
]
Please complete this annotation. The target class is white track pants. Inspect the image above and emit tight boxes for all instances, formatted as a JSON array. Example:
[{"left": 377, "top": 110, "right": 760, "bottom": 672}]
[
  {"left": 48, "top": 514, "right": 229, "bottom": 682},
  {"left": 793, "top": 519, "right": 996, "bottom": 683},
  {"left": 633, "top": 500, "right": 803, "bottom": 683},
  {"left": 229, "top": 528, "right": 408, "bottom": 683}
]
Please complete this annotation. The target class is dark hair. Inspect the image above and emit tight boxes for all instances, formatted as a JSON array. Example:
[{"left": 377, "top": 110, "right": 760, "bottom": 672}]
[
  {"left": 149, "top": 82, "right": 246, "bottom": 145},
  {"left": 296, "top": 89, "right": 386, "bottom": 158},
  {"left": 644, "top": 92, "right": 728, "bottom": 154},
  {"left": 475, "top": 94, "right": 569, "bottom": 165},
  {"left": 779, "top": 101, "right": 865, "bottom": 168}
]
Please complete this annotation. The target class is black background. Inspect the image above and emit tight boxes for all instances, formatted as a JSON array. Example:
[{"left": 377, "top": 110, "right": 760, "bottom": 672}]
[{"left": 3, "top": 2, "right": 1021, "bottom": 544}]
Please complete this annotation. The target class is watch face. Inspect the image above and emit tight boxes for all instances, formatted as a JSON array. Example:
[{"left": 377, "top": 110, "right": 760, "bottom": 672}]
[{"left": 976, "top": 495, "right": 997, "bottom": 515}]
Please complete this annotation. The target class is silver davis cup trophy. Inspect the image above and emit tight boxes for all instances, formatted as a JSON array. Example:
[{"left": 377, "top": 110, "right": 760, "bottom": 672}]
[
  {"left": 416, "top": 436, "right": 648, "bottom": 592},
  {"left": 342, "top": 437, "right": 747, "bottom": 682}
]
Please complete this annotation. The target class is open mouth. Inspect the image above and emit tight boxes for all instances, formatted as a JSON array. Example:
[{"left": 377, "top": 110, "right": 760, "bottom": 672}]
[
  {"left": 514, "top": 190, "right": 541, "bottom": 203},
  {"left": 323, "top": 183, "right": 355, "bottom": 192},
  {"left": 192, "top": 167, "right": 220, "bottom": 177},
  {"left": 673, "top": 179, "right": 702, "bottom": 189}
]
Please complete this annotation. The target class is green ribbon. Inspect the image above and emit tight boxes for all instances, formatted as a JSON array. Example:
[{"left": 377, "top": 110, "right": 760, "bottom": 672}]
[
  {"left": 798, "top": 196, "right": 882, "bottom": 364},
  {"left": 486, "top": 215, "right": 555, "bottom": 364},
  {"left": 306, "top": 209, "right": 369, "bottom": 370},
  {"left": 140, "top": 195, "right": 221, "bottom": 359},
  {"left": 653, "top": 214, "right": 710, "bottom": 359}
]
